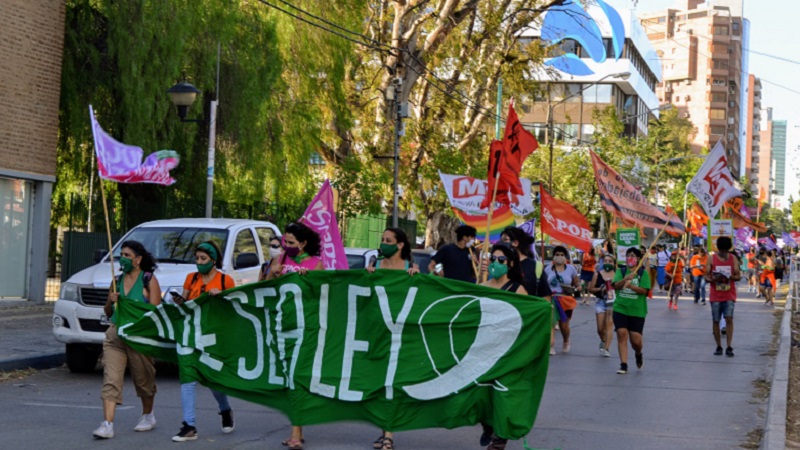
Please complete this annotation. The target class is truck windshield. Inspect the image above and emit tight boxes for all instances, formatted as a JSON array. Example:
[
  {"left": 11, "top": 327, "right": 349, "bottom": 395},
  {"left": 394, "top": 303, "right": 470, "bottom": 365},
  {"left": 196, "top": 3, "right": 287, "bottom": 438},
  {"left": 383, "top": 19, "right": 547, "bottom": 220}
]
[{"left": 110, "top": 227, "right": 229, "bottom": 264}]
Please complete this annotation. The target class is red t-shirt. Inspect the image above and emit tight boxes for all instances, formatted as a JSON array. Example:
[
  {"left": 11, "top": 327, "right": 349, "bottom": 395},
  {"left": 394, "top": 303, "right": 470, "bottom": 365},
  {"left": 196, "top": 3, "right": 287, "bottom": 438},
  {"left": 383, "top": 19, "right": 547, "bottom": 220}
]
[{"left": 709, "top": 253, "right": 736, "bottom": 302}]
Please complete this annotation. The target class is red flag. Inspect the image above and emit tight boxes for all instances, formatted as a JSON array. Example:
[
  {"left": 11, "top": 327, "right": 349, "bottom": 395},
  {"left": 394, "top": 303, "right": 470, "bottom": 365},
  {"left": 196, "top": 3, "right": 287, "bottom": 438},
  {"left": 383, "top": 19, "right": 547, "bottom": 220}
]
[
  {"left": 540, "top": 188, "right": 592, "bottom": 252},
  {"left": 480, "top": 140, "right": 512, "bottom": 208},
  {"left": 480, "top": 104, "right": 538, "bottom": 208}
]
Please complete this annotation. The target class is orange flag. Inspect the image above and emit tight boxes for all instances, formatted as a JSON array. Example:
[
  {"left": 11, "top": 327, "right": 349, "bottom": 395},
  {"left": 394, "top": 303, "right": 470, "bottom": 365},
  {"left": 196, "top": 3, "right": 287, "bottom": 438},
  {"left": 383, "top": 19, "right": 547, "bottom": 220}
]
[
  {"left": 540, "top": 188, "right": 592, "bottom": 252},
  {"left": 722, "top": 198, "right": 767, "bottom": 232}
]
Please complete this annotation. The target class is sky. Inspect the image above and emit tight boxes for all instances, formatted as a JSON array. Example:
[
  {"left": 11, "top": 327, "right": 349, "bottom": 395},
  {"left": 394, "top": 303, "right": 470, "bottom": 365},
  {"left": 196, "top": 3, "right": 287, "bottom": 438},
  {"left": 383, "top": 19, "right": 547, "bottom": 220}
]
[{"left": 606, "top": 0, "right": 800, "bottom": 205}]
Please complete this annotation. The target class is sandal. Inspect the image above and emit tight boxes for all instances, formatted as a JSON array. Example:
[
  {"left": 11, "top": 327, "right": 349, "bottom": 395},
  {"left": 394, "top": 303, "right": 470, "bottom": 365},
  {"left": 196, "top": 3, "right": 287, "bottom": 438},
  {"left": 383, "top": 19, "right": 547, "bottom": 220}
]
[
  {"left": 282, "top": 438, "right": 305, "bottom": 448},
  {"left": 373, "top": 436, "right": 385, "bottom": 449},
  {"left": 382, "top": 437, "right": 395, "bottom": 450}
]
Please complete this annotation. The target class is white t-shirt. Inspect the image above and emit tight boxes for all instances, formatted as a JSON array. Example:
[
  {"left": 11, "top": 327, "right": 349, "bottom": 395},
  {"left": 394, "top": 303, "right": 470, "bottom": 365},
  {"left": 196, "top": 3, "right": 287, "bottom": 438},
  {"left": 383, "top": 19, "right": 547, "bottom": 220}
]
[
  {"left": 657, "top": 250, "right": 670, "bottom": 267},
  {"left": 545, "top": 264, "right": 579, "bottom": 294}
]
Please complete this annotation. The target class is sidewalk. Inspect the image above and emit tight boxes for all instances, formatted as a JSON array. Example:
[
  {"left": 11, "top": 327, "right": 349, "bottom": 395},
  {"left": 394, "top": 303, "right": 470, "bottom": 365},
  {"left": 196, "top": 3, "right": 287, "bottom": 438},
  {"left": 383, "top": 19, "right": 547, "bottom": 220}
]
[{"left": 0, "top": 300, "right": 64, "bottom": 371}]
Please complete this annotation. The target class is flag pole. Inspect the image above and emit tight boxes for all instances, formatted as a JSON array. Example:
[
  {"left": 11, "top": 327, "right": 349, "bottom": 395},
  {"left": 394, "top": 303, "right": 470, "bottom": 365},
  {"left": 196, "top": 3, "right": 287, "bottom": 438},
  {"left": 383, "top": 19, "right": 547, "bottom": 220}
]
[
  {"left": 99, "top": 179, "right": 117, "bottom": 293},
  {"left": 480, "top": 174, "right": 502, "bottom": 282},
  {"left": 633, "top": 209, "right": 677, "bottom": 274}
]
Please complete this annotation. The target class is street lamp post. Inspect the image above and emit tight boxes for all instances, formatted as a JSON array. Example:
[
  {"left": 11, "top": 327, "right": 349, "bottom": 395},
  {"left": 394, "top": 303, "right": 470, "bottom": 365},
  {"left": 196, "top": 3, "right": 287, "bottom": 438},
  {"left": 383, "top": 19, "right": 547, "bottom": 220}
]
[
  {"left": 547, "top": 72, "right": 631, "bottom": 191},
  {"left": 385, "top": 77, "right": 406, "bottom": 228},
  {"left": 167, "top": 44, "right": 220, "bottom": 219}
]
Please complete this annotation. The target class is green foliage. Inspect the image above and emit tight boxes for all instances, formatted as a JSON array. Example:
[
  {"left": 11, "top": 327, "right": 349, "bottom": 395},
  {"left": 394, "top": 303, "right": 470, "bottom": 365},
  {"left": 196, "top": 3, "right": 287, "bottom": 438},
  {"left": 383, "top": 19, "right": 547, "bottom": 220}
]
[{"left": 793, "top": 199, "right": 800, "bottom": 229}]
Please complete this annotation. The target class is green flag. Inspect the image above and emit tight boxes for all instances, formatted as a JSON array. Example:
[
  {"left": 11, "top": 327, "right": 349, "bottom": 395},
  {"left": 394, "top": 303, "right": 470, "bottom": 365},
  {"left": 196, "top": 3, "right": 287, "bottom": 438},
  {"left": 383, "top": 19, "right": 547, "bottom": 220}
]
[{"left": 116, "top": 270, "right": 551, "bottom": 439}]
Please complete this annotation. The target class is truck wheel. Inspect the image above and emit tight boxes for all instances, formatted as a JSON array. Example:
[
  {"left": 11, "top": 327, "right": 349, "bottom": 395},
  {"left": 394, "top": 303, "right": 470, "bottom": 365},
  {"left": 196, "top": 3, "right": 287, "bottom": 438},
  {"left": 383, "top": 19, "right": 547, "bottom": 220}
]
[{"left": 66, "top": 344, "right": 100, "bottom": 373}]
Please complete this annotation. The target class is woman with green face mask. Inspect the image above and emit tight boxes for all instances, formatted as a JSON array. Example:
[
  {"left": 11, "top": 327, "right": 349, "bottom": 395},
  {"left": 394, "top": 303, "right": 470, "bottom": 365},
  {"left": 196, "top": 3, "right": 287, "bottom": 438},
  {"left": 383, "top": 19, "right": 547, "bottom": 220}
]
[
  {"left": 171, "top": 241, "right": 236, "bottom": 442},
  {"left": 94, "top": 241, "right": 161, "bottom": 440},
  {"left": 589, "top": 254, "right": 618, "bottom": 357},
  {"left": 477, "top": 243, "right": 526, "bottom": 450},
  {"left": 366, "top": 227, "right": 418, "bottom": 450}
]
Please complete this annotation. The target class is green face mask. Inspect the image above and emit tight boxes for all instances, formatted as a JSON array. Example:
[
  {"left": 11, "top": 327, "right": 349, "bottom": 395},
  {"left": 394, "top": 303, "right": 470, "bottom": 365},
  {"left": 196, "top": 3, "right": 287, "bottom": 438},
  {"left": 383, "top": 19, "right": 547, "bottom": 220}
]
[
  {"left": 489, "top": 261, "right": 509, "bottom": 279},
  {"left": 603, "top": 263, "right": 615, "bottom": 271},
  {"left": 380, "top": 243, "right": 399, "bottom": 258},
  {"left": 119, "top": 257, "right": 134, "bottom": 273},
  {"left": 196, "top": 261, "right": 214, "bottom": 274}
]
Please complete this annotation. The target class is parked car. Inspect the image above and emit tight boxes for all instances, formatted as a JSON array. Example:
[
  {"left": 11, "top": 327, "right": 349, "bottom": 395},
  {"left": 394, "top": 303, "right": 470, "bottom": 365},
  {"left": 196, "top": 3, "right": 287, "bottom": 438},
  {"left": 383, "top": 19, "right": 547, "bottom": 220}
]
[
  {"left": 345, "top": 247, "right": 379, "bottom": 269},
  {"left": 52, "top": 218, "right": 281, "bottom": 373}
]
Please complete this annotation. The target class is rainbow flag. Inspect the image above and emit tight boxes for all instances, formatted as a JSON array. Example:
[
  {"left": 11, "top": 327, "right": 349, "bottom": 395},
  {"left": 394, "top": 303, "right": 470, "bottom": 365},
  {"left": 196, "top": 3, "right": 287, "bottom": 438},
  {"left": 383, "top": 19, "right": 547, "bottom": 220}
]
[{"left": 452, "top": 204, "right": 515, "bottom": 243}]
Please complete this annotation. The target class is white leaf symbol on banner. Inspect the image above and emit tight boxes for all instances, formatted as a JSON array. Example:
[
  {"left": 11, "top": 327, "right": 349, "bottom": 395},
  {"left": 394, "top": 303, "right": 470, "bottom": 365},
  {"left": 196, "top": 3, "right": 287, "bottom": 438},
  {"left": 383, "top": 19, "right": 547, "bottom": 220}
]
[{"left": 403, "top": 295, "right": 522, "bottom": 401}]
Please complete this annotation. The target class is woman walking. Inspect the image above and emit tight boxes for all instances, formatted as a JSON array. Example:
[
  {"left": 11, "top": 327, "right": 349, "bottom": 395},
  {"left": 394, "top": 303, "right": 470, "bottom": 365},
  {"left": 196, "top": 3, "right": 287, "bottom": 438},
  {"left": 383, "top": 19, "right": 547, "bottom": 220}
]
[
  {"left": 759, "top": 250, "right": 777, "bottom": 305},
  {"left": 171, "top": 241, "right": 236, "bottom": 442},
  {"left": 545, "top": 246, "right": 580, "bottom": 354},
  {"left": 690, "top": 247, "right": 708, "bottom": 305},
  {"left": 612, "top": 247, "right": 651, "bottom": 374},
  {"left": 579, "top": 248, "right": 597, "bottom": 305},
  {"left": 367, "top": 227, "right": 419, "bottom": 450},
  {"left": 588, "top": 253, "right": 617, "bottom": 357},
  {"left": 268, "top": 223, "right": 323, "bottom": 450},
  {"left": 479, "top": 243, "right": 527, "bottom": 450},
  {"left": 93, "top": 241, "right": 161, "bottom": 439}
]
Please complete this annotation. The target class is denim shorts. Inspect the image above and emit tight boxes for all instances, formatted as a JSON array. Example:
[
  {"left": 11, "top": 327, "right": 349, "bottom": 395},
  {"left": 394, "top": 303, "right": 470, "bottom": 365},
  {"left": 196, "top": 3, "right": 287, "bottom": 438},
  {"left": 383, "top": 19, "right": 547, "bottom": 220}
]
[
  {"left": 711, "top": 300, "right": 735, "bottom": 321},
  {"left": 594, "top": 298, "right": 611, "bottom": 314}
]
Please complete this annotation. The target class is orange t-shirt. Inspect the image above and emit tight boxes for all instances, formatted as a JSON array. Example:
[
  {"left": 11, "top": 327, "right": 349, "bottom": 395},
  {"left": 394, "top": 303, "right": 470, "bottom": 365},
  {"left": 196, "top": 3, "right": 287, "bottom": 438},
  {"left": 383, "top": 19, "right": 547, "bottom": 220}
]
[
  {"left": 665, "top": 260, "right": 684, "bottom": 284},
  {"left": 690, "top": 254, "right": 707, "bottom": 277},
  {"left": 747, "top": 253, "right": 757, "bottom": 269},
  {"left": 582, "top": 255, "right": 596, "bottom": 272},
  {"left": 183, "top": 271, "right": 235, "bottom": 301}
]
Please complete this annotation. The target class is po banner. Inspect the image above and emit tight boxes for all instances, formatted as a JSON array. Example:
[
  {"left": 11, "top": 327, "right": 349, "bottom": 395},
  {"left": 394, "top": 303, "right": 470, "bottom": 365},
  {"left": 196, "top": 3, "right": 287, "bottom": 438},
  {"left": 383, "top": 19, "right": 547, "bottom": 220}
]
[{"left": 115, "top": 271, "right": 551, "bottom": 439}]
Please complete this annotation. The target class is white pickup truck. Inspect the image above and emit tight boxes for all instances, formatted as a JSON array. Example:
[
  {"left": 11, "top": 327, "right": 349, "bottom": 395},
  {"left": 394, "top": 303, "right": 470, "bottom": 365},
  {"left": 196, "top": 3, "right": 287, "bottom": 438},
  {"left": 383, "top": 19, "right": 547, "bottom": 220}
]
[{"left": 52, "top": 218, "right": 281, "bottom": 372}]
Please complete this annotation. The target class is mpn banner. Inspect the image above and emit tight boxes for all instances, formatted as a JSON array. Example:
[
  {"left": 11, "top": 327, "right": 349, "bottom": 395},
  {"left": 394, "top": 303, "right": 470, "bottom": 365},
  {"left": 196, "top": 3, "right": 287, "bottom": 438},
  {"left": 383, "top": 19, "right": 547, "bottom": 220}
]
[{"left": 116, "top": 271, "right": 551, "bottom": 439}]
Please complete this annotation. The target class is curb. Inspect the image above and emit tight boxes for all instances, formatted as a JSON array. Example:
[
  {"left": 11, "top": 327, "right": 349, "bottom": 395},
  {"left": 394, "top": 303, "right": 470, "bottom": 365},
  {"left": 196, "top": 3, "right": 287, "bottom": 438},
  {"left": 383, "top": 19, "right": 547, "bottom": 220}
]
[
  {"left": 0, "top": 352, "right": 65, "bottom": 372},
  {"left": 761, "top": 291, "right": 791, "bottom": 450}
]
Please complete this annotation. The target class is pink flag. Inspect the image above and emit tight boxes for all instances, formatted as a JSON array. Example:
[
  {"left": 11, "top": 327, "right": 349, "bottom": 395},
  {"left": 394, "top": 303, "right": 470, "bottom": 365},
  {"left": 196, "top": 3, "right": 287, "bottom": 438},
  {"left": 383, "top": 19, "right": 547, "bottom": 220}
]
[
  {"left": 299, "top": 179, "right": 348, "bottom": 270},
  {"left": 89, "top": 106, "right": 180, "bottom": 185}
]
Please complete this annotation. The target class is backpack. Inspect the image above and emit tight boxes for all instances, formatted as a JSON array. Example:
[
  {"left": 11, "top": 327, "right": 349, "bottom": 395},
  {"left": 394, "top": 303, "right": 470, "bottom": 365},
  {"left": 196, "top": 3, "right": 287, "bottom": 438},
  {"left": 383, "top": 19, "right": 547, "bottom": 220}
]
[{"left": 190, "top": 271, "right": 228, "bottom": 291}]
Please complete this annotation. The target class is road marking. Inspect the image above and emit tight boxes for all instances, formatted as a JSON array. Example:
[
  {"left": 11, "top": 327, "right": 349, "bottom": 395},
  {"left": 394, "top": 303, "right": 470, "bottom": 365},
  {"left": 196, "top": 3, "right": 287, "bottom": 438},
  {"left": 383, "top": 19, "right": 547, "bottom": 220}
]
[{"left": 23, "top": 402, "right": 134, "bottom": 410}]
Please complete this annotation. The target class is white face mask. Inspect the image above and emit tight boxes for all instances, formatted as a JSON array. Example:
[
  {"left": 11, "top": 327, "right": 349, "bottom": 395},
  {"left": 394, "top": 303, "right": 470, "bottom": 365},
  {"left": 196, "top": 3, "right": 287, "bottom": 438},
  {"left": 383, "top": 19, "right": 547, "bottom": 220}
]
[
  {"left": 269, "top": 247, "right": 282, "bottom": 258},
  {"left": 466, "top": 239, "right": 475, "bottom": 248}
]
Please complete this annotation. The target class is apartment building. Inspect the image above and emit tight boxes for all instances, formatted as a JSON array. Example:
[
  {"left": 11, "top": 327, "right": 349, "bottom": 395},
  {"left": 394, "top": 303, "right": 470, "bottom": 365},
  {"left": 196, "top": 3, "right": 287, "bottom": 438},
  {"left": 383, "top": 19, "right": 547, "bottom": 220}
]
[
  {"left": 758, "top": 108, "right": 773, "bottom": 205},
  {"left": 517, "top": 1, "right": 662, "bottom": 146},
  {"left": 639, "top": 0, "right": 747, "bottom": 176},
  {"left": 745, "top": 75, "right": 764, "bottom": 190}
]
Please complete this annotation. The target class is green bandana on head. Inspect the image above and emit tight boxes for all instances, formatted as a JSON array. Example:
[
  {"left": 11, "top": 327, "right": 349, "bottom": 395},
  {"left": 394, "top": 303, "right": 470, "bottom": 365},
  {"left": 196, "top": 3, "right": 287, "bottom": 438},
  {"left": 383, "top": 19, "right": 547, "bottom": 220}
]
[{"left": 197, "top": 242, "right": 218, "bottom": 262}]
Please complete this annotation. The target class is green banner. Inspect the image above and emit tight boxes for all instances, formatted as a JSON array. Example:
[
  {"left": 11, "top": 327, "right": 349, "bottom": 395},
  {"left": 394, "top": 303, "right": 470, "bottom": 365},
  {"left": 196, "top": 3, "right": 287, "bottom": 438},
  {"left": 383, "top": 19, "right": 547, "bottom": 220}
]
[{"left": 116, "top": 270, "right": 551, "bottom": 439}]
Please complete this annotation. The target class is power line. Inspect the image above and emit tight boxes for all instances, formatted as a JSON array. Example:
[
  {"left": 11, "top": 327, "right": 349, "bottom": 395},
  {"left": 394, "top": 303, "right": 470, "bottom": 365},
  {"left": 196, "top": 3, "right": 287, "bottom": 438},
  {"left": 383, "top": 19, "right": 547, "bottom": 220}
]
[
  {"left": 258, "top": 0, "right": 506, "bottom": 121},
  {"left": 745, "top": 48, "right": 800, "bottom": 66}
]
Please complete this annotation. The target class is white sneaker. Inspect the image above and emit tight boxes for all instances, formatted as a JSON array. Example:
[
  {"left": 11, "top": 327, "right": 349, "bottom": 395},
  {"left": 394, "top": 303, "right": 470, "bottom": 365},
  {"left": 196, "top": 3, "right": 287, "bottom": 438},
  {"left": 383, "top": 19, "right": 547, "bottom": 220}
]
[
  {"left": 601, "top": 348, "right": 611, "bottom": 357},
  {"left": 93, "top": 421, "right": 114, "bottom": 439},
  {"left": 134, "top": 413, "right": 156, "bottom": 432},
  {"left": 550, "top": 346, "right": 556, "bottom": 355}
]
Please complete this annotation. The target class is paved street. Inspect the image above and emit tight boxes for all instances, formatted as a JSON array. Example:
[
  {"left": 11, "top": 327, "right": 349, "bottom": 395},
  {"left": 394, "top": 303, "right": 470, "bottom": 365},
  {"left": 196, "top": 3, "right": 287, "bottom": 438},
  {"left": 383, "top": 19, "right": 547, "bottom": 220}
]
[{"left": 0, "top": 284, "right": 778, "bottom": 449}]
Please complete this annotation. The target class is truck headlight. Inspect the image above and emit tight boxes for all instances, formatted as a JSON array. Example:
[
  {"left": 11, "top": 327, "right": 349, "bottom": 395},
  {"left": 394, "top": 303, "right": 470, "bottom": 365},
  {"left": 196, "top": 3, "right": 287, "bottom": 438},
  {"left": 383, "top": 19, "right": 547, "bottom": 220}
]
[{"left": 60, "top": 283, "right": 80, "bottom": 302}]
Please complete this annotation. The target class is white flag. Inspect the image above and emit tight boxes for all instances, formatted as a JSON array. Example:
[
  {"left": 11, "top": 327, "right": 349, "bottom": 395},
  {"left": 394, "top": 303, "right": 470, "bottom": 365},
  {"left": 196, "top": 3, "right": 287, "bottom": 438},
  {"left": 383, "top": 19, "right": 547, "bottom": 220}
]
[
  {"left": 686, "top": 141, "right": 741, "bottom": 219},
  {"left": 438, "top": 171, "right": 534, "bottom": 216}
]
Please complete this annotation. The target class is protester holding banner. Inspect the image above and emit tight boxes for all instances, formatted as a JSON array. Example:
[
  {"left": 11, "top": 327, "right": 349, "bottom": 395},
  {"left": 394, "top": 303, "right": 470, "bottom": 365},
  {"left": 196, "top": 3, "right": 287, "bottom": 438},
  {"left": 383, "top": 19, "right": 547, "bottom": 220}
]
[
  {"left": 478, "top": 243, "right": 527, "bottom": 450},
  {"left": 545, "top": 246, "right": 580, "bottom": 354},
  {"left": 690, "top": 247, "right": 708, "bottom": 305},
  {"left": 580, "top": 248, "right": 597, "bottom": 305},
  {"left": 258, "top": 236, "right": 283, "bottom": 281},
  {"left": 366, "top": 227, "right": 419, "bottom": 450},
  {"left": 170, "top": 241, "right": 236, "bottom": 442},
  {"left": 589, "top": 253, "right": 617, "bottom": 357},
  {"left": 268, "top": 222, "right": 323, "bottom": 450},
  {"left": 429, "top": 225, "right": 478, "bottom": 283},
  {"left": 705, "top": 237, "right": 741, "bottom": 357},
  {"left": 612, "top": 247, "right": 651, "bottom": 375},
  {"left": 93, "top": 241, "right": 162, "bottom": 439},
  {"left": 500, "top": 227, "right": 552, "bottom": 299}
]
